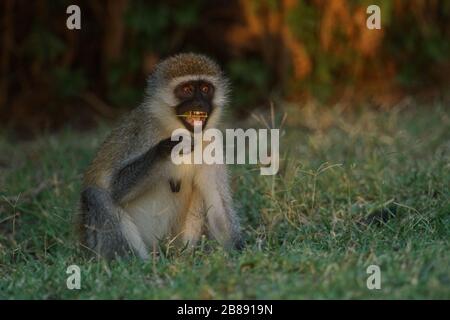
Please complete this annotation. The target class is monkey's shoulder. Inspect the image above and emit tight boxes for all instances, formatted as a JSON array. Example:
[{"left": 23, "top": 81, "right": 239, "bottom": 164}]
[{"left": 83, "top": 107, "right": 160, "bottom": 186}]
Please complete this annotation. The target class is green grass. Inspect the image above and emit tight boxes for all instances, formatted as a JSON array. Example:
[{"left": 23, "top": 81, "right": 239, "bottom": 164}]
[{"left": 0, "top": 103, "right": 449, "bottom": 299}]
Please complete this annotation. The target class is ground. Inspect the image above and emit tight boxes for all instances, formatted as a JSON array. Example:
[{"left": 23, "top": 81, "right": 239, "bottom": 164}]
[{"left": 0, "top": 103, "right": 449, "bottom": 299}]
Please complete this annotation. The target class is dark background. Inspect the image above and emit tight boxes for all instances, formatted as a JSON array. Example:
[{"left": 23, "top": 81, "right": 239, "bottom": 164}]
[{"left": 1, "top": 0, "right": 449, "bottom": 138}]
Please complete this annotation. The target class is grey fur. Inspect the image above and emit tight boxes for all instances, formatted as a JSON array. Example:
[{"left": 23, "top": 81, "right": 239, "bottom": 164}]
[
  {"left": 80, "top": 187, "right": 131, "bottom": 259},
  {"left": 110, "top": 138, "right": 175, "bottom": 202}
]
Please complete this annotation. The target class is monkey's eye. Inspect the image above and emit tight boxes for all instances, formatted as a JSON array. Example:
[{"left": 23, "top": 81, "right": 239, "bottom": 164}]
[
  {"left": 200, "top": 84, "right": 210, "bottom": 94},
  {"left": 182, "top": 84, "right": 194, "bottom": 95}
]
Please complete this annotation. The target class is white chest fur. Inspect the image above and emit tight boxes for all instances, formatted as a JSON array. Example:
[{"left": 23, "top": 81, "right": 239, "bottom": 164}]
[{"left": 124, "top": 162, "right": 196, "bottom": 247}]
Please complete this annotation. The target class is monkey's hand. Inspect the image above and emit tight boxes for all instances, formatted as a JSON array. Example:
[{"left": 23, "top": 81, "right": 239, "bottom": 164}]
[
  {"left": 158, "top": 137, "right": 183, "bottom": 156},
  {"left": 159, "top": 134, "right": 194, "bottom": 156}
]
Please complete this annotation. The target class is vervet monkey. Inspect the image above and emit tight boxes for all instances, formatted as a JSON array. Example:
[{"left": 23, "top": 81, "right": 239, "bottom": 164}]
[{"left": 78, "top": 53, "right": 242, "bottom": 259}]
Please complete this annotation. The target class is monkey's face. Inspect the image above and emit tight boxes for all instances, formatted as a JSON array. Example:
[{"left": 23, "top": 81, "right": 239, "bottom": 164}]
[{"left": 174, "top": 80, "right": 214, "bottom": 132}]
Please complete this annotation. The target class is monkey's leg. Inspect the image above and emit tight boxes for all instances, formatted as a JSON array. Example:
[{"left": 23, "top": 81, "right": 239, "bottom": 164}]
[
  {"left": 196, "top": 165, "right": 243, "bottom": 250},
  {"left": 81, "top": 187, "right": 148, "bottom": 260},
  {"left": 180, "top": 189, "right": 205, "bottom": 248}
]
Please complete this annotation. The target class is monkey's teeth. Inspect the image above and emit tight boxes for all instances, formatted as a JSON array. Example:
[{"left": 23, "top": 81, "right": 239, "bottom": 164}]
[
  {"left": 181, "top": 111, "right": 208, "bottom": 118},
  {"left": 179, "top": 111, "right": 208, "bottom": 126}
]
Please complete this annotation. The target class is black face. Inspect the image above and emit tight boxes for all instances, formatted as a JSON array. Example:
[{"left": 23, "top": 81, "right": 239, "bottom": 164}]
[{"left": 174, "top": 80, "right": 214, "bottom": 131}]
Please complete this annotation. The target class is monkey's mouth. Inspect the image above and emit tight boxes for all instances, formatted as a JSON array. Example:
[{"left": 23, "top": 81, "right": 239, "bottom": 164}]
[{"left": 177, "top": 111, "right": 208, "bottom": 127}]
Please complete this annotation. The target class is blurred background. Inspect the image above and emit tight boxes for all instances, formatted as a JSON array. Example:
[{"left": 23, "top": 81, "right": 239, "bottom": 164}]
[{"left": 0, "top": 0, "right": 449, "bottom": 138}]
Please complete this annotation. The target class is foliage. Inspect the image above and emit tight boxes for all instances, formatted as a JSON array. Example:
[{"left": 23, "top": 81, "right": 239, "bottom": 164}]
[{"left": 1, "top": 0, "right": 449, "bottom": 133}]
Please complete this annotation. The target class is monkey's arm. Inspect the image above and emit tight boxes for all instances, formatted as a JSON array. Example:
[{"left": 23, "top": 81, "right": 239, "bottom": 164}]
[
  {"left": 111, "top": 138, "right": 177, "bottom": 203},
  {"left": 196, "top": 164, "right": 243, "bottom": 250}
]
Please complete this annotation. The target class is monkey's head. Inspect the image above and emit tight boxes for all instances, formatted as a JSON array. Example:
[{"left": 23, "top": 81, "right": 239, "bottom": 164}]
[{"left": 146, "top": 53, "right": 229, "bottom": 133}]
